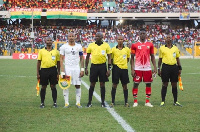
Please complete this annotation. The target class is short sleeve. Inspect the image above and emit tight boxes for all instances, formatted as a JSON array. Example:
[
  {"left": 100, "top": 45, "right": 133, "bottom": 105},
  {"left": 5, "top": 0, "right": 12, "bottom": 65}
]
[
  {"left": 106, "top": 44, "right": 112, "bottom": 54},
  {"left": 37, "top": 50, "right": 42, "bottom": 60},
  {"left": 126, "top": 47, "right": 131, "bottom": 58},
  {"left": 131, "top": 44, "right": 135, "bottom": 54},
  {"left": 159, "top": 47, "right": 163, "bottom": 58},
  {"left": 150, "top": 43, "right": 154, "bottom": 55},
  {"left": 60, "top": 45, "right": 65, "bottom": 55},
  {"left": 56, "top": 50, "right": 60, "bottom": 61},
  {"left": 86, "top": 44, "right": 91, "bottom": 53},
  {"left": 176, "top": 47, "right": 180, "bottom": 58}
]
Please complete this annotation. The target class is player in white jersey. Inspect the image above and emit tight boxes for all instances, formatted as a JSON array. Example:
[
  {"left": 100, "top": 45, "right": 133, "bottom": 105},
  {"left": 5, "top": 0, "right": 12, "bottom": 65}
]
[{"left": 60, "top": 32, "right": 84, "bottom": 108}]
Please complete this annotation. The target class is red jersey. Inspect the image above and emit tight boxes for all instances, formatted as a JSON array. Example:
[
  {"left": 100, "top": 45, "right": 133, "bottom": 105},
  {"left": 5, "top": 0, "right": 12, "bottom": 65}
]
[{"left": 131, "top": 41, "right": 154, "bottom": 71}]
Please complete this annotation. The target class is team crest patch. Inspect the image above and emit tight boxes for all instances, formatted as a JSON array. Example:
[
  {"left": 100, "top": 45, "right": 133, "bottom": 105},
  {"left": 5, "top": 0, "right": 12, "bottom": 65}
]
[
  {"left": 59, "top": 75, "right": 71, "bottom": 89},
  {"left": 147, "top": 46, "right": 150, "bottom": 49}
]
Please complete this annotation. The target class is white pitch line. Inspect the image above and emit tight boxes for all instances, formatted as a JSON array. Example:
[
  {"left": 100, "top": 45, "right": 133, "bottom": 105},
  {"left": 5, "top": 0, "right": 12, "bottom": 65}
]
[
  {"left": 81, "top": 80, "right": 135, "bottom": 132},
  {"left": 0, "top": 74, "right": 135, "bottom": 131}
]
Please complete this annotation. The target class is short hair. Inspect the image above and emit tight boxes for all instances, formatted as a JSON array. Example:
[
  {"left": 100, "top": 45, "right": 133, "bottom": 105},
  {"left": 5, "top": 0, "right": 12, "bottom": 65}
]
[
  {"left": 96, "top": 32, "right": 103, "bottom": 38},
  {"left": 45, "top": 36, "right": 53, "bottom": 41}
]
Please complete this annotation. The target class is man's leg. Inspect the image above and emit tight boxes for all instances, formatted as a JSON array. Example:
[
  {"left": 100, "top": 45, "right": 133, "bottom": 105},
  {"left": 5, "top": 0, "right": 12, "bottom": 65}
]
[
  {"left": 75, "top": 85, "right": 82, "bottom": 108},
  {"left": 132, "top": 83, "right": 139, "bottom": 107},
  {"left": 87, "top": 82, "right": 96, "bottom": 107},
  {"left": 40, "top": 85, "right": 47, "bottom": 108},
  {"left": 100, "top": 82, "right": 106, "bottom": 107},
  {"left": 51, "top": 84, "right": 57, "bottom": 108},
  {"left": 123, "top": 84, "right": 129, "bottom": 107},
  {"left": 63, "top": 89, "right": 69, "bottom": 107},
  {"left": 111, "top": 84, "right": 117, "bottom": 104}
]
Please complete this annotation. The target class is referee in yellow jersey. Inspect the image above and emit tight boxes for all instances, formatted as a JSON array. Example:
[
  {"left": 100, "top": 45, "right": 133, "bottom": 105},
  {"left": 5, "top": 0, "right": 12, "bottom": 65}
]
[
  {"left": 37, "top": 37, "right": 60, "bottom": 108},
  {"left": 85, "top": 32, "right": 112, "bottom": 107},
  {"left": 158, "top": 34, "right": 182, "bottom": 107},
  {"left": 110, "top": 35, "right": 130, "bottom": 108}
]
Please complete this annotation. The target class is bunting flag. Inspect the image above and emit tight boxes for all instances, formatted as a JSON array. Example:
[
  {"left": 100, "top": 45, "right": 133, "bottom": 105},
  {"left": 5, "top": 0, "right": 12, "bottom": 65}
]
[
  {"left": 47, "top": 9, "right": 87, "bottom": 20},
  {"left": 9, "top": 8, "right": 42, "bottom": 19}
]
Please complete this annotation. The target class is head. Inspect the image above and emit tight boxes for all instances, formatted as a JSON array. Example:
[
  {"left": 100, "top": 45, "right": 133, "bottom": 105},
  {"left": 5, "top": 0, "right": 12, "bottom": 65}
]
[
  {"left": 68, "top": 32, "right": 76, "bottom": 44},
  {"left": 117, "top": 35, "right": 124, "bottom": 45},
  {"left": 165, "top": 34, "right": 172, "bottom": 44},
  {"left": 139, "top": 28, "right": 146, "bottom": 42},
  {"left": 95, "top": 32, "right": 103, "bottom": 43},
  {"left": 45, "top": 36, "right": 53, "bottom": 47}
]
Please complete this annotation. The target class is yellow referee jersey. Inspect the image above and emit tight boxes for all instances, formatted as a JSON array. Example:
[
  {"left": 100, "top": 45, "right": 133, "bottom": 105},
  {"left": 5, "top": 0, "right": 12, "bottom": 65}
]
[
  {"left": 112, "top": 46, "right": 130, "bottom": 69},
  {"left": 37, "top": 48, "right": 60, "bottom": 68},
  {"left": 159, "top": 45, "right": 180, "bottom": 65},
  {"left": 87, "top": 42, "right": 111, "bottom": 64}
]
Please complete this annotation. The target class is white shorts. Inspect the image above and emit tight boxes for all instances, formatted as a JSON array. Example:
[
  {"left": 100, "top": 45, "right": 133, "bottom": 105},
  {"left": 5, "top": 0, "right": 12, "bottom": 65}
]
[{"left": 65, "top": 67, "right": 81, "bottom": 85}]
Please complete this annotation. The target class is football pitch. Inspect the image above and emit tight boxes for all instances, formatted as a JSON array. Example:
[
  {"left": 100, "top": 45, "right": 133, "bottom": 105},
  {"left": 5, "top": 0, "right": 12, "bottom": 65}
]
[{"left": 0, "top": 59, "right": 200, "bottom": 132}]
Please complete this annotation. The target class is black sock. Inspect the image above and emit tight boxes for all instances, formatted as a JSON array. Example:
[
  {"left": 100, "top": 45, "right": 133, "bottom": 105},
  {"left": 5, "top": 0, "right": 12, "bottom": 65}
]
[
  {"left": 100, "top": 86, "right": 105, "bottom": 104},
  {"left": 172, "top": 87, "right": 178, "bottom": 103},
  {"left": 111, "top": 87, "right": 116, "bottom": 103},
  {"left": 161, "top": 86, "right": 167, "bottom": 102},
  {"left": 51, "top": 88, "right": 57, "bottom": 103},
  {"left": 40, "top": 88, "right": 46, "bottom": 104},
  {"left": 88, "top": 86, "right": 94, "bottom": 104},
  {"left": 123, "top": 89, "right": 128, "bottom": 104}
]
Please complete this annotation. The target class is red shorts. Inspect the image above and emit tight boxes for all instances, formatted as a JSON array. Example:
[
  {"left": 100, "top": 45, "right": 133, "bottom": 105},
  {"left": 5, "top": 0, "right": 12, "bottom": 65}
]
[{"left": 133, "top": 70, "right": 153, "bottom": 83}]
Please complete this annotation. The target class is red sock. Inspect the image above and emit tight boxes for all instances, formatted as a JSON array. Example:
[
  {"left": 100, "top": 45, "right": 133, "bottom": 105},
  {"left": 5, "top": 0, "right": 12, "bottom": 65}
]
[
  {"left": 146, "top": 87, "right": 151, "bottom": 103},
  {"left": 132, "top": 88, "right": 138, "bottom": 103}
]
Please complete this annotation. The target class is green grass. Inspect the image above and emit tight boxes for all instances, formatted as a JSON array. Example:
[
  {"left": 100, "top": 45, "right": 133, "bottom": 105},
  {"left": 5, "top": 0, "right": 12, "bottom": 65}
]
[{"left": 0, "top": 59, "right": 200, "bottom": 132}]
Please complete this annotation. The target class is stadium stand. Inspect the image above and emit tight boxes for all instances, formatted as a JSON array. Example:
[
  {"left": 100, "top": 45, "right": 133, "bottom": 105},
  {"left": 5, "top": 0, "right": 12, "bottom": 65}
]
[
  {"left": 0, "top": 0, "right": 199, "bottom": 13},
  {"left": 0, "top": 0, "right": 200, "bottom": 56}
]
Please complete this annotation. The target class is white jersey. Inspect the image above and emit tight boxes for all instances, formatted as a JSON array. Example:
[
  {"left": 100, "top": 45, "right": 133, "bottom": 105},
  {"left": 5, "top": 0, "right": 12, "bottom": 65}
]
[{"left": 60, "top": 43, "right": 83, "bottom": 68}]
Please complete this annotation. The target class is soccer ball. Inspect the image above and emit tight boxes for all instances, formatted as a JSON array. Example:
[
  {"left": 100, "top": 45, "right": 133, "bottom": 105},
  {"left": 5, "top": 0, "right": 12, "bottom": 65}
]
[{"left": 61, "top": 81, "right": 68, "bottom": 87}]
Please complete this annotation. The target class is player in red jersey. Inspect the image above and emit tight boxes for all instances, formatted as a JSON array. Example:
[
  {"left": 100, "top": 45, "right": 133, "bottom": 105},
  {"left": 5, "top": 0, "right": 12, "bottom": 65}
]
[{"left": 131, "top": 29, "right": 157, "bottom": 107}]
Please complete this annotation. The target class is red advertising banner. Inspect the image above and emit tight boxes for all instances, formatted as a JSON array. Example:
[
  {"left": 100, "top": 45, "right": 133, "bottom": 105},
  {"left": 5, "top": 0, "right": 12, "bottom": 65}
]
[
  {"left": 12, "top": 53, "right": 38, "bottom": 59},
  {"left": 12, "top": 53, "right": 89, "bottom": 59}
]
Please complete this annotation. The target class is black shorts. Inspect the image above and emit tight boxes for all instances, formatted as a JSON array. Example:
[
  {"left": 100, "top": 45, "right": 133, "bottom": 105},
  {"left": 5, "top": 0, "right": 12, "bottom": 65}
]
[
  {"left": 90, "top": 63, "right": 109, "bottom": 82},
  {"left": 40, "top": 66, "right": 58, "bottom": 85},
  {"left": 112, "top": 65, "right": 129, "bottom": 85},
  {"left": 161, "top": 63, "right": 179, "bottom": 82}
]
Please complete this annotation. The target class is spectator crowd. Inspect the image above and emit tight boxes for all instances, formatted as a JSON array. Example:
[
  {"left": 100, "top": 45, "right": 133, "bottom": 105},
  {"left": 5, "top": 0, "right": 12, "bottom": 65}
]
[
  {"left": 0, "top": 0, "right": 200, "bottom": 13},
  {"left": 0, "top": 23, "right": 199, "bottom": 55}
]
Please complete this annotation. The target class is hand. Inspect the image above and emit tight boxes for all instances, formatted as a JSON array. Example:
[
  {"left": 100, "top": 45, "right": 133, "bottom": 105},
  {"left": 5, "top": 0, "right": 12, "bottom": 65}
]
[
  {"left": 85, "top": 68, "right": 88, "bottom": 76},
  {"left": 37, "top": 73, "right": 40, "bottom": 80},
  {"left": 80, "top": 71, "right": 84, "bottom": 77},
  {"left": 61, "top": 72, "right": 65, "bottom": 78},
  {"left": 152, "top": 69, "right": 157, "bottom": 78},
  {"left": 106, "top": 70, "right": 110, "bottom": 77},
  {"left": 178, "top": 70, "right": 182, "bottom": 75},
  {"left": 158, "top": 69, "right": 161, "bottom": 77},
  {"left": 131, "top": 70, "right": 135, "bottom": 78},
  {"left": 57, "top": 74, "right": 59, "bottom": 81}
]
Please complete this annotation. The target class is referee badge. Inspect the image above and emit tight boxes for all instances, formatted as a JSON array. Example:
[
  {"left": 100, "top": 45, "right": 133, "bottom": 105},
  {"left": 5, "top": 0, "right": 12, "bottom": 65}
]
[
  {"left": 173, "top": 52, "right": 176, "bottom": 57},
  {"left": 59, "top": 75, "right": 71, "bottom": 89},
  {"left": 123, "top": 55, "right": 126, "bottom": 59}
]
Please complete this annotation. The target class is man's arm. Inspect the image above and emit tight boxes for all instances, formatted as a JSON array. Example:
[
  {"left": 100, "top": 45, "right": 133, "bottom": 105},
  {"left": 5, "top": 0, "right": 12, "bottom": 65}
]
[
  {"left": 106, "top": 53, "right": 111, "bottom": 77},
  {"left": 131, "top": 54, "right": 135, "bottom": 77},
  {"left": 80, "top": 55, "right": 84, "bottom": 77},
  {"left": 60, "top": 54, "right": 65, "bottom": 78},
  {"left": 85, "top": 53, "right": 90, "bottom": 76},
  {"left": 157, "top": 58, "right": 162, "bottom": 77},
  {"left": 60, "top": 54, "right": 65, "bottom": 72},
  {"left": 176, "top": 58, "right": 182, "bottom": 75},
  {"left": 150, "top": 54, "right": 157, "bottom": 75},
  {"left": 37, "top": 60, "right": 41, "bottom": 80},
  {"left": 56, "top": 60, "right": 60, "bottom": 80}
]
